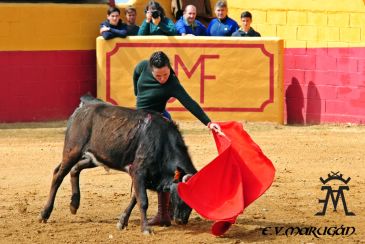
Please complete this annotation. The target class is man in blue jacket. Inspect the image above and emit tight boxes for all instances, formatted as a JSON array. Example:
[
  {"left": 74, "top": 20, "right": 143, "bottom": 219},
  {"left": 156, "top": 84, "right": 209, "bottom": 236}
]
[
  {"left": 175, "top": 5, "right": 207, "bottom": 36},
  {"left": 207, "top": 0, "right": 239, "bottom": 36}
]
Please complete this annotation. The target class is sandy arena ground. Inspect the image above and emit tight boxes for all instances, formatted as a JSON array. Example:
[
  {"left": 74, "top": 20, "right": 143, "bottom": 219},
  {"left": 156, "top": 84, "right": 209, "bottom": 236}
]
[{"left": 0, "top": 120, "right": 364, "bottom": 243}]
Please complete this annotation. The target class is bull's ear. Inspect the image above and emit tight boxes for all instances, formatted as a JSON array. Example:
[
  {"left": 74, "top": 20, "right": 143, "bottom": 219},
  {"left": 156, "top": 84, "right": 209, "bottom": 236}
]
[{"left": 175, "top": 168, "right": 187, "bottom": 182}]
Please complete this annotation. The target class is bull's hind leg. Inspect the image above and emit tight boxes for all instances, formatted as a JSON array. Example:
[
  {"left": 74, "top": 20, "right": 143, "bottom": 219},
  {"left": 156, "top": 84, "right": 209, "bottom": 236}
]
[
  {"left": 133, "top": 172, "right": 152, "bottom": 235},
  {"left": 39, "top": 162, "right": 74, "bottom": 223},
  {"left": 69, "top": 157, "right": 96, "bottom": 215},
  {"left": 117, "top": 195, "right": 137, "bottom": 230}
]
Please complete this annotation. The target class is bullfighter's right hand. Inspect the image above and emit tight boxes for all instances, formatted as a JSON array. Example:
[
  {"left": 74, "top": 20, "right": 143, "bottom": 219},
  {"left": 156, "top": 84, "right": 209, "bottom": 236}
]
[{"left": 208, "top": 122, "right": 224, "bottom": 136}]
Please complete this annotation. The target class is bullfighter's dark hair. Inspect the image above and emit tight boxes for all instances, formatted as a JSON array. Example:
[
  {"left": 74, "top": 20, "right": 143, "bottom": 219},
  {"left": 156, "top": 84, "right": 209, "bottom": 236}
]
[
  {"left": 107, "top": 6, "right": 120, "bottom": 15},
  {"left": 241, "top": 11, "right": 252, "bottom": 19},
  {"left": 149, "top": 51, "right": 170, "bottom": 69},
  {"left": 145, "top": 0, "right": 166, "bottom": 18}
]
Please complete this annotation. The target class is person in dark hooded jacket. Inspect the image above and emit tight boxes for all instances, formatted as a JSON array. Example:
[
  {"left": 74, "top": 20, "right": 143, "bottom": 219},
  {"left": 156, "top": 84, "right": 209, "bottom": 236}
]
[
  {"left": 100, "top": 6, "right": 128, "bottom": 40},
  {"left": 232, "top": 11, "right": 261, "bottom": 37}
]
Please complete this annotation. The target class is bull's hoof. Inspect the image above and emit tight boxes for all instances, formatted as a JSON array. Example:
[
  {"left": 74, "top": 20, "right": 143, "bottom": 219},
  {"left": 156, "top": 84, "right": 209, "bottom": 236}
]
[
  {"left": 116, "top": 213, "right": 129, "bottom": 230},
  {"left": 174, "top": 218, "right": 187, "bottom": 225},
  {"left": 70, "top": 195, "right": 80, "bottom": 214},
  {"left": 38, "top": 214, "right": 48, "bottom": 223},
  {"left": 116, "top": 222, "right": 126, "bottom": 230},
  {"left": 70, "top": 205, "right": 78, "bottom": 215},
  {"left": 142, "top": 227, "right": 154, "bottom": 235}
]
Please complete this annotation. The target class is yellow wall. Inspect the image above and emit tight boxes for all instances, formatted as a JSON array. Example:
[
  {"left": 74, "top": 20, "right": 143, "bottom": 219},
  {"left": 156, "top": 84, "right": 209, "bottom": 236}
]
[
  {"left": 0, "top": 1, "right": 173, "bottom": 51},
  {"left": 225, "top": 0, "right": 365, "bottom": 48},
  {"left": 0, "top": 4, "right": 108, "bottom": 51},
  {"left": 228, "top": 0, "right": 365, "bottom": 12},
  {"left": 97, "top": 36, "right": 284, "bottom": 123}
]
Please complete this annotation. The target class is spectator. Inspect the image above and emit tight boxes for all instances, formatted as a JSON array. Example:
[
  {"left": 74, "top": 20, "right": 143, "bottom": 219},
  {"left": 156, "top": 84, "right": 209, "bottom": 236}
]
[
  {"left": 232, "top": 11, "right": 261, "bottom": 37},
  {"left": 100, "top": 6, "right": 128, "bottom": 40},
  {"left": 138, "top": 1, "right": 177, "bottom": 36},
  {"left": 125, "top": 6, "right": 140, "bottom": 36},
  {"left": 175, "top": 5, "right": 207, "bottom": 36},
  {"left": 207, "top": 0, "right": 239, "bottom": 36}
]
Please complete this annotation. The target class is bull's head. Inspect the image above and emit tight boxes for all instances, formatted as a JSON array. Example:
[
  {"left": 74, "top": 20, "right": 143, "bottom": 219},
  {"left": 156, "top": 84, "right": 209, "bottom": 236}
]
[
  {"left": 170, "top": 183, "right": 192, "bottom": 225},
  {"left": 169, "top": 174, "right": 193, "bottom": 225}
]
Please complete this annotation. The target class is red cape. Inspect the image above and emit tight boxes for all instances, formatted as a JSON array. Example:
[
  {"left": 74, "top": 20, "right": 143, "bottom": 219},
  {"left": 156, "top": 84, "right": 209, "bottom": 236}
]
[{"left": 178, "top": 121, "right": 275, "bottom": 236}]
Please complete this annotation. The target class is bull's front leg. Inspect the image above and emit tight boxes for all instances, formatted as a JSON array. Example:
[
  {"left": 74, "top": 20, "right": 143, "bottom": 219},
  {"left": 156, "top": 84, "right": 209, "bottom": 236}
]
[
  {"left": 133, "top": 172, "right": 152, "bottom": 235},
  {"left": 117, "top": 195, "right": 137, "bottom": 230}
]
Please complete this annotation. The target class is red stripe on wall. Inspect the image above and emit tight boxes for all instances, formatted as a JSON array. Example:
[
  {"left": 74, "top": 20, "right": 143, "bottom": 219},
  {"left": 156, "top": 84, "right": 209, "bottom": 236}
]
[
  {"left": 1, "top": 47, "right": 364, "bottom": 125},
  {"left": 0, "top": 50, "right": 96, "bottom": 122},
  {"left": 285, "top": 47, "right": 365, "bottom": 124}
]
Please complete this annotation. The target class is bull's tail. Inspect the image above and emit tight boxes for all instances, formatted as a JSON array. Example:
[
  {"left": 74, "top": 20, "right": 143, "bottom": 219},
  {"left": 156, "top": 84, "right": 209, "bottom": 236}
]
[
  {"left": 66, "top": 94, "right": 106, "bottom": 137},
  {"left": 79, "top": 93, "right": 105, "bottom": 107}
]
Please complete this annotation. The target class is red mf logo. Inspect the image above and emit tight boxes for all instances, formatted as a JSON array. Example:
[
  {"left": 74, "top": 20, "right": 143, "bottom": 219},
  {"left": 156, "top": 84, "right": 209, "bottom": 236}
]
[{"left": 171, "top": 54, "right": 220, "bottom": 104}]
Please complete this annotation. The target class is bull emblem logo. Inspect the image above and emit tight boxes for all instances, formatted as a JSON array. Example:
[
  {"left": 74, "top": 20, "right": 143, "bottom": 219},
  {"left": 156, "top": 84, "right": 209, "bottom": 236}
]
[{"left": 315, "top": 171, "right": 355, "bottom": 216}]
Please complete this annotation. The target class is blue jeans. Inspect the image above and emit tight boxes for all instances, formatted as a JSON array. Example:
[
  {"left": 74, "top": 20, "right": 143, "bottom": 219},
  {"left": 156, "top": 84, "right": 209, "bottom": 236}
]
[{"left": 162, "top": 109, "right": 172, "bottom": 120}]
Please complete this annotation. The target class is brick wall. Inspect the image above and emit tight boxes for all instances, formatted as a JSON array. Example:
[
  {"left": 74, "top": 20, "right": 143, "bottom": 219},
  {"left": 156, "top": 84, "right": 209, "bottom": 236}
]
[{"left": 227, "top": 0, "right": 365, "bottom": 124}]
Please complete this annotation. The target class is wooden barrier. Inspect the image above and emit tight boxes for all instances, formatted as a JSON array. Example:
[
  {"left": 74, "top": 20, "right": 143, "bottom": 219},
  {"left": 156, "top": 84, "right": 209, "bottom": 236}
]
[{"left": 97, "top": 36, "right": 284, "bottom": 123}]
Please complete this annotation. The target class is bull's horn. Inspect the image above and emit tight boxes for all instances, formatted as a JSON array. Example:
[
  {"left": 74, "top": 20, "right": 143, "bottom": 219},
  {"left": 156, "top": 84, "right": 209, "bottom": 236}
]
[{"left": 182, "top": 174, "right": 193, "bottom": 183}]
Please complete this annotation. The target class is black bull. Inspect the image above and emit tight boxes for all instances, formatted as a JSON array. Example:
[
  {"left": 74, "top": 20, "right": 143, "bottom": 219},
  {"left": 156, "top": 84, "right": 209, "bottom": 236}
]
[{"left": 39, "top": 96, "right": 197, "bottom": 234}]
